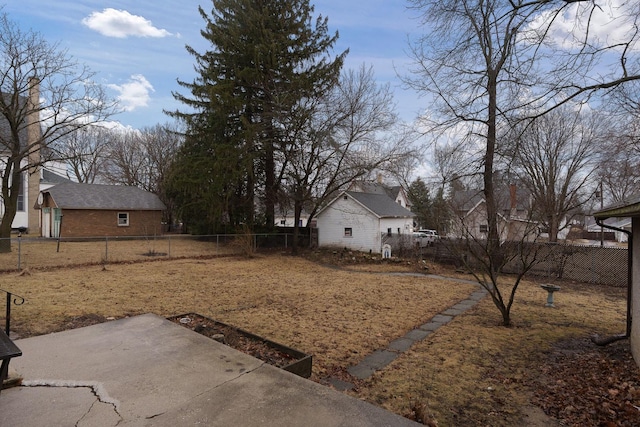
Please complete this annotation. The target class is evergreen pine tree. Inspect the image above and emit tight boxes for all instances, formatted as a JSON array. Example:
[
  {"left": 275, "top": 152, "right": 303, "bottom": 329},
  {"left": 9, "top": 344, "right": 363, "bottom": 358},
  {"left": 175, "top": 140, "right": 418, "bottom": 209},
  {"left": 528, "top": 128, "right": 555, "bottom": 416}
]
[{"left": 167, "top": 0, "right": 346, "bottom": 232}]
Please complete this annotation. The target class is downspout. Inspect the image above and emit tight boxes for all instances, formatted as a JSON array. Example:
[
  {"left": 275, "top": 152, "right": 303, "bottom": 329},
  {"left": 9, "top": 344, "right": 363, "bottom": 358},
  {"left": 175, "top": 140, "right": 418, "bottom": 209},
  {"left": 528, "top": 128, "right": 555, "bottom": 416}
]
[{"left": 592, "top": 219, "right": 632, "bottom": 345}]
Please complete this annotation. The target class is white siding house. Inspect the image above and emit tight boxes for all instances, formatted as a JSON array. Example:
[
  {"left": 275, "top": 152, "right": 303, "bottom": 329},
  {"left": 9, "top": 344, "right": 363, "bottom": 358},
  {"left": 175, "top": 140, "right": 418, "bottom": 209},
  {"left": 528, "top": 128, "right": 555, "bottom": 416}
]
[
  {"left": 0, "top": 79, "right": 71, "bottom": 234},
  {"left": 316, "top": 191, "right": 415, "bottom": 254},
  {"left": 274, "top": 206, "right": 312, "bottom": 228},
  {"left": 594, "top": 197, "right": 639, "bottom": 367}
]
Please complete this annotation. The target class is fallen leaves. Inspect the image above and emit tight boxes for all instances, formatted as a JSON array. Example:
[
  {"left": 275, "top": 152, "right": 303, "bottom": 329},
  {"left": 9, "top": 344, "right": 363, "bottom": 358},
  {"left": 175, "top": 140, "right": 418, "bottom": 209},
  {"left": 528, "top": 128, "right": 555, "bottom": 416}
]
[{"left": 532, "top": 338, "right": 640, "bottom": 426}]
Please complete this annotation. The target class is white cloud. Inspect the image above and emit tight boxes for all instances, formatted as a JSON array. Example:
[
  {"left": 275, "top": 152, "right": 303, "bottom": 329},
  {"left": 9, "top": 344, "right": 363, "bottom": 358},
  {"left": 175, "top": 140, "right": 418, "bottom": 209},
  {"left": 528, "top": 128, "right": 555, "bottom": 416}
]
[
  {"left": 109, "top": 75, "right": 155, "bottom": 112},
  {"left": 82, "top": 8, "right": 172, "bottom": 38},
  {"left": 527, "top": 0, "right": 639, "bottom": 52}
]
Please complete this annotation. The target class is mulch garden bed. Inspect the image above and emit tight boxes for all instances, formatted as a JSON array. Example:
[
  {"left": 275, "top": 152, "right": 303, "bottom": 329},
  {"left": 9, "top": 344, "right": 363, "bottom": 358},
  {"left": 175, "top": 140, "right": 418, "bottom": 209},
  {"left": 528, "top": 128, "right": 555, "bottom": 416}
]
[{"left": 168, "top": 313, "right": 312, "bottom": 378}]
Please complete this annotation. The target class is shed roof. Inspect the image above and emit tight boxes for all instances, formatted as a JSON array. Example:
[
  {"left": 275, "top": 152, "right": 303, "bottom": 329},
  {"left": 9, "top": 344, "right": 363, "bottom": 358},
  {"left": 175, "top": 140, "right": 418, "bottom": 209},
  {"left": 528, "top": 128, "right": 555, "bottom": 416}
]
[
  {"left": 594, "top": 194, "right": 640, "bottom": 219},
  {"left": 346, "top": 191, "right": 415, "bottom": 218},
  {"left": 45, "top": 183, "right": 166, "bottom": 211}
]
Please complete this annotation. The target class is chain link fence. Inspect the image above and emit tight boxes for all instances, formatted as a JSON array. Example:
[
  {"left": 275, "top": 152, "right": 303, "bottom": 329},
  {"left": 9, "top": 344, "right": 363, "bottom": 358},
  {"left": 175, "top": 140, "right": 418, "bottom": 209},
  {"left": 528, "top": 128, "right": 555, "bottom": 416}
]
[
  {"left": 525, "top": 243, "right": 628, "bottom": 287},
  {"left": 1, "top": 233, "right": 628, "bottom": 287},
  {"left": 422, "top": 240, "right": 628, "bottom": 287},
  {"left": 0, "top": 233, "right": 300, "bottom": 272}
]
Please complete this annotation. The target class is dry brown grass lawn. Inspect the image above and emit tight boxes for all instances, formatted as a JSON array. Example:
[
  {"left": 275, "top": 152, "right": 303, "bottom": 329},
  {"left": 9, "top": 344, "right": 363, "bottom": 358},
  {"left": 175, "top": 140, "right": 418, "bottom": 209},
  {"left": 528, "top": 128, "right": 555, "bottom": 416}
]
[
  {"left": 2, "top": 253, "right": 475, "bottom": 382},
  {"left": 0, "top": 244, "right": 629, "bottom": 426},
  {"left": 0, "top": 237, "right": 234, "bottom": 271},
  {"left": 354, "top": 279, "right": 627, "bottom": 426}
]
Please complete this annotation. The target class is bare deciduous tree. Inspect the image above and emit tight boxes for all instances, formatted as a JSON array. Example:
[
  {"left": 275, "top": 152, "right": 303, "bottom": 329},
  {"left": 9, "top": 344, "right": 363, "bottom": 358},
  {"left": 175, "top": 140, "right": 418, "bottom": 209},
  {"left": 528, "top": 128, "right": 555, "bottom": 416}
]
[
  {"left": 0, "top": 12, "right": 117, "bottom": 251},
  {"left": 406, "top": 0, "right": 640, "bottom": 325},
  {"left": 597, "top": 82, "right": 640, "bottom": 203},
  {"left": 504, "top": 107, "right": 603, "bottom": 242},
  {"left": 281, "top": 65, "right": 417, "bottom": 253},
  {"left": 54, "top": 125, "right": 111, "bottom": 183},
  {"left": 102, "top": 123, "right": 183, "bottom": 226}
]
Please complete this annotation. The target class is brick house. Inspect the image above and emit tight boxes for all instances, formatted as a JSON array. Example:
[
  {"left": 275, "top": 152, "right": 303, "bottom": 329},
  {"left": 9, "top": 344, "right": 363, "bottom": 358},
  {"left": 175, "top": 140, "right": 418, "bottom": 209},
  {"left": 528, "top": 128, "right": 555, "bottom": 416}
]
[{"left": 37, "top": 183, "right": 166, "bottom": 238}]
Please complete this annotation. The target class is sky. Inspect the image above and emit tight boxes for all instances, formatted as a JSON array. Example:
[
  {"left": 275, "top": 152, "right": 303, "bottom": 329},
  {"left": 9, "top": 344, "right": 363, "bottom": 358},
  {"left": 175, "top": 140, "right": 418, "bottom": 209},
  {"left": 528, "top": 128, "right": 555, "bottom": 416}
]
[{"left": 4, "top": 1, "right": 425, "bottom": 130}]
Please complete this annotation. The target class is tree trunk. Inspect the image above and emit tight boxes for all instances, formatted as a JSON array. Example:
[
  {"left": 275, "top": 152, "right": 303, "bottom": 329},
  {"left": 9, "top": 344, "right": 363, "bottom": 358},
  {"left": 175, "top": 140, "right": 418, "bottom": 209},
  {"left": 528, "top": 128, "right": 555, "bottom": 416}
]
[
  {"left": 548, "top": 214, "right": 559, "bottom": 243},
  {"left": 292, "top": 201, "right": 301, "bottom": 255},
  {"left": 0, "top": 161, "right": 21, "bottom": 253},
  {"left": 485, "top": 71, "right": 502, "bottom": 276},
  {"left": 500, "top": 305, "right": 511, "bottom": 327},
  {"left": 0, "top": 219, "right": 12, "bottom": 253},
  {"left": 264, "top": 126, "right": 276, "bottom": 229},
  {"left": 485, "top": 71, "right": 512, "bottom": 326}
]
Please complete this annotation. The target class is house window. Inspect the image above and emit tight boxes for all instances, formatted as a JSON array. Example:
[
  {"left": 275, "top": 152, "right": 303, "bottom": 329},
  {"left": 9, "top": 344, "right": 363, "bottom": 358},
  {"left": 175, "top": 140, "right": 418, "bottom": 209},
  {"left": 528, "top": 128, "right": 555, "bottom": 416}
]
[
  {"left": 344, "top": 227, "right": 352, "bottom": 237},
  {"left": 16, "top": 173, "right": 24, "bottom": 212},
  {"left": 118, "top": 212, "right": 130, "bottom": 226},
  {"left": 387, "top": 228, "right": 392, "bottom": 235},
  {"left": 479, "top": 224, "right": 488, "bottom": 233},
  {"left": 397, "top": 228, "right": 401, "bottom": 235},
  {"left": 280, "top": 220, "right": 286, "bottom": 225}
]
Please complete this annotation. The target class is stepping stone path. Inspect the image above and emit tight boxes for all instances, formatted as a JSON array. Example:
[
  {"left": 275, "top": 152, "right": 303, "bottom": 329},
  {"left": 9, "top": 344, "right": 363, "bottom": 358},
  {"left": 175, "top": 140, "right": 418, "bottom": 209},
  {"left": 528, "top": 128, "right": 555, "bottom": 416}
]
[{"left": 325, "top": 275, "right": 487, "bottom": 391}]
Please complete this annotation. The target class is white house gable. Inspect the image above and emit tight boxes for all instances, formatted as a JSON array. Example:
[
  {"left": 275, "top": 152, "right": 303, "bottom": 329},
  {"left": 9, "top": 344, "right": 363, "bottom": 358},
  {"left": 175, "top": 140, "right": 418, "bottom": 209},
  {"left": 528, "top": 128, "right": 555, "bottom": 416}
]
[
  {"left": 317, "top": 194, "right": 380, "bottom": 252},
  {"left": 317, "top": 190, "right": 415, "bottom": 254}
]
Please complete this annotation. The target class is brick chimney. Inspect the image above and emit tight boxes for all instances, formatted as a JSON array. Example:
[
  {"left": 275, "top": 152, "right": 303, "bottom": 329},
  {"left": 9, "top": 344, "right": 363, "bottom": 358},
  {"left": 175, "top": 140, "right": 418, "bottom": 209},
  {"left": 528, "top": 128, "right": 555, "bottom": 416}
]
[{"left": 27, "top": 77, "right": 41, "bottom": 235}]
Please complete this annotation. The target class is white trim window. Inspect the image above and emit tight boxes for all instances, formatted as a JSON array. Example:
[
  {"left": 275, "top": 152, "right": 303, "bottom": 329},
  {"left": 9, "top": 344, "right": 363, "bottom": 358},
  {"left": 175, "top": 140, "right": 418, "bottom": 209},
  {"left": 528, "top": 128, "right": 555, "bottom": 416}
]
[
  {"left": 16, "top": 172, "right": 25, "bottom": 212},
  {"left": 118, "top": 212, "right": 130, "bottom": 226},
  {"left": 344, "top": 227, "right": 352, "bottom": 237}
]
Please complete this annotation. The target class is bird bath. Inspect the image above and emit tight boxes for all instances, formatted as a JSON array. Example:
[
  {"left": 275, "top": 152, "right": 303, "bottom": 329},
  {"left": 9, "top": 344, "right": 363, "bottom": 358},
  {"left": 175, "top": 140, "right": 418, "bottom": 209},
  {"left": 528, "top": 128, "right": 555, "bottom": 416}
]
[{"left": 540, "top": 284, "right": 561, "bottom": 307}]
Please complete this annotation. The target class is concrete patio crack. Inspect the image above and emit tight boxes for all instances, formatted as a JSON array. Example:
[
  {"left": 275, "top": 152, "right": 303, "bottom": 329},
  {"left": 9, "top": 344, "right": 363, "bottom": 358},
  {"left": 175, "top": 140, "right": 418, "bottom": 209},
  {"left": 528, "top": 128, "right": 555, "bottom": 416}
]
[
  {"left": 192, "top": 362, "right": 268, "bottom": 399},
  {"left": 21, "top": 379, "right": 123, "bottom": 425}
]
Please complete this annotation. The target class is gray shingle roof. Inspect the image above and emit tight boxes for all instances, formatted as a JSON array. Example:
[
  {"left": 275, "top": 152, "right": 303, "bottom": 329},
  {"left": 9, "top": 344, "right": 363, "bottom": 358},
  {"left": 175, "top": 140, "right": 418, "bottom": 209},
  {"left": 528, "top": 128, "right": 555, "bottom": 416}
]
[
  {"left": 45, "top": 183, "right": 165, "bottom": 210},
  {"left": 452, "top": 187, "right": 531, "bottom": 212},
  {"left": 346, "top": 191, "right": 415, "bottom": 218},
  {"left": 42, "top": 169, "right": 72, "bottom": 185},
  {"left": 349, "top": 182, "right": 403, "bottom": 201},
  {"left": 594, "top": 193, "right": 640, "bottom": 219}
]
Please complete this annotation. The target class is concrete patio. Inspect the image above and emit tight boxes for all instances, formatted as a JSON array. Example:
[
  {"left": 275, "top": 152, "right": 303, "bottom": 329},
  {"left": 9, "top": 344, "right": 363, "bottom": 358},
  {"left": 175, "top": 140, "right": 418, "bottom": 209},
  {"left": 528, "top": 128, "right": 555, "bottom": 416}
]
[{"left": 0, "top": 314, "right": 419, "bottom": 426}]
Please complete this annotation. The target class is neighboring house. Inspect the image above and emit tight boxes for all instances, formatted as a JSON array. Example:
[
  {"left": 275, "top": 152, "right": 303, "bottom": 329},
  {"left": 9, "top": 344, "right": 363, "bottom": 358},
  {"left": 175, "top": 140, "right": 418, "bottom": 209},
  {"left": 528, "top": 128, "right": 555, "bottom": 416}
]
[
  {"left": 3, "top": 166, "right": 73, "bottom": 234},
  {"left": 37, "top": 183, "right": 166, "bottom": 238},
  {"left": 585, "top": 216, "right": 631, "bottom": 243},
  {"left": 594, "top": 196, "right": 640, "bottom": 367},
  {"left": 450, "top": 185, "right": 539, "bottom": 242},
  {"left": 316, "top": 190, "right": 415, "bottom": 254},
  {"left": 274, "top": 205, "right": 313, "bottom": 228},
  {"left": 0, "top": 81, "right": 43, "bottom": 234}
]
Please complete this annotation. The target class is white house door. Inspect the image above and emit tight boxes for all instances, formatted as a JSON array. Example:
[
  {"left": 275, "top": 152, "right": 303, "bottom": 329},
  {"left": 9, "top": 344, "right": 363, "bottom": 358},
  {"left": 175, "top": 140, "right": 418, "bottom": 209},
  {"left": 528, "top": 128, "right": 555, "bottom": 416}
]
[
  {"left": 42, "top": 207, "right": 51, "bottom": 237},
  {"left": 52, "top": 208, "right": 62, "bottom": 238}
]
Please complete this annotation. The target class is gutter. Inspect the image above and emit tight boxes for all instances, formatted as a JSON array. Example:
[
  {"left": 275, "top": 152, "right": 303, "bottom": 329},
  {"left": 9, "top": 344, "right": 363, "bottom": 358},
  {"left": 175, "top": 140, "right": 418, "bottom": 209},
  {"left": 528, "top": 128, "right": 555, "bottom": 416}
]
[{"left": 592, "top": 218, "right": 632, "bottom": 345}]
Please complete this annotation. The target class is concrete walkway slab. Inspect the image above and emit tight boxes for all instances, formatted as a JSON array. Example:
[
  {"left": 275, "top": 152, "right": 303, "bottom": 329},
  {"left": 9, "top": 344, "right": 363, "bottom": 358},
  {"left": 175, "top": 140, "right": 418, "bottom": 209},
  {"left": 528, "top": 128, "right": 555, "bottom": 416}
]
[{"left": 0, "top": 314, "right": 419, "bottom": 427}]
